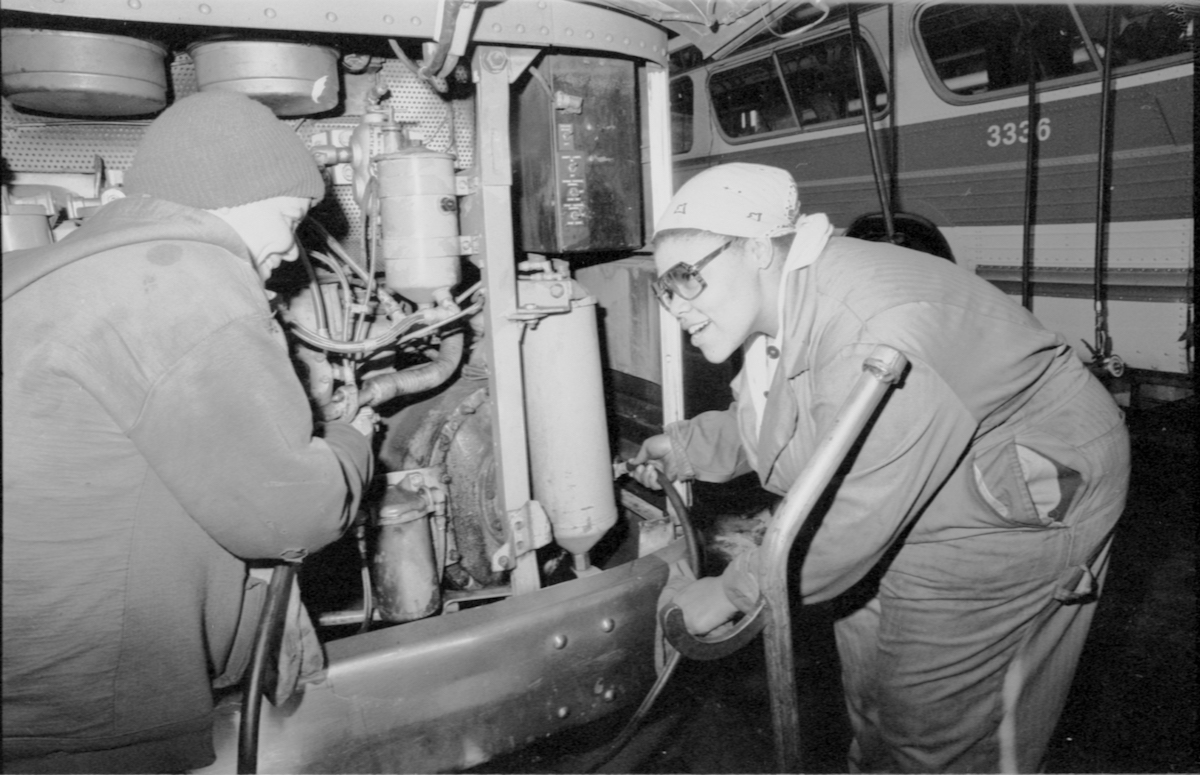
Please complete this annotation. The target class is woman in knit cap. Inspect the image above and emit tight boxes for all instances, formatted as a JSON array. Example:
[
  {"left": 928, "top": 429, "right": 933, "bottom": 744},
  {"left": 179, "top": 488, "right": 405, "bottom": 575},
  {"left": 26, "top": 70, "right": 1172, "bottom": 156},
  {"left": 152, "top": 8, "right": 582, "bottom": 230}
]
[
  {"left": 2, "top": 91, "right": 374, "bottom": 773},
  {"left": 630, "top": 163, "right": 1130, "bottom": 772}
]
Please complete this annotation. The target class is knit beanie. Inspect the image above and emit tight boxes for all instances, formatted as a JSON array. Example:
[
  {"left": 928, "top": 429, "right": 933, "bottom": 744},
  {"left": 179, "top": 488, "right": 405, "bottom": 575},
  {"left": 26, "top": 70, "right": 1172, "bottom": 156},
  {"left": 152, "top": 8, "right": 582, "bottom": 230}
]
[{"left": 124, "top": 90, "right": 325, "bottom": 210}]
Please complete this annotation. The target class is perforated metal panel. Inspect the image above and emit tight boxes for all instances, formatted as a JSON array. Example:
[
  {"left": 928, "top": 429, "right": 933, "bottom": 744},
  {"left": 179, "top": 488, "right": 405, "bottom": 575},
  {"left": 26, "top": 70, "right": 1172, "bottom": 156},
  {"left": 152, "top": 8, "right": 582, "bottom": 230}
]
[{"left": 2, "top": 97, "right": 147, "bottom": 173}]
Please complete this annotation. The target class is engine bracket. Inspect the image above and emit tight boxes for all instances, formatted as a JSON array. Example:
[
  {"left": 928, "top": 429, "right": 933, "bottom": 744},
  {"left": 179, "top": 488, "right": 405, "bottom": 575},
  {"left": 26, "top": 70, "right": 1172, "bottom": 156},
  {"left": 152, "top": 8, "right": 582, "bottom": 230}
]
[{"left": 490, "top": 499, "right": 552, "bottom": 571}]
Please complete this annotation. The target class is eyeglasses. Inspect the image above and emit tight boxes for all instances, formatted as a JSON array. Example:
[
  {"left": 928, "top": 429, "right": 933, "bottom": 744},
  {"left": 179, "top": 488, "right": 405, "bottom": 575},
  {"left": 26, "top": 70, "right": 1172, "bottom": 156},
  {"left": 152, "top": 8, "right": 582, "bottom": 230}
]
[{"left": 651, "top": 240, "right": 733, "bottom": 310}]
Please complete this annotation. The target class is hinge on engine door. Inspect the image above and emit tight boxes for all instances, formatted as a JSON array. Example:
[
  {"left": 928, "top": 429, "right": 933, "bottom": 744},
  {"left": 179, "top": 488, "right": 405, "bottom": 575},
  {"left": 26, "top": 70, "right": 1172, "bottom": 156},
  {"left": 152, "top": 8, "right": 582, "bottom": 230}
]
[{"left": 490, "top": 500, "right": 552, "bottom": 571}]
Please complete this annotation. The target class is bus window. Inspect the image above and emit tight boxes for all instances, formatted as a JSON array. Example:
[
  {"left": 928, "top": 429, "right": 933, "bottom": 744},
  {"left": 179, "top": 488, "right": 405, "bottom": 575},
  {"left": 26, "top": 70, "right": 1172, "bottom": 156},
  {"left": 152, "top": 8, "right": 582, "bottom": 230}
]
[
  {"left": 777, "top": 33, "right": 887, "bottom": 128},
  {"left": 1072, "top": 4, "right": 1195, "bottom": 69},
  {"left": 670, "top": 75, "right": 694, "bottom": 154},
  {"left": 918, "top": 4, "right": 1094, "bottom": 97},
  {"left": 710, "top": 56, "right": 798, "bottom": 139}
]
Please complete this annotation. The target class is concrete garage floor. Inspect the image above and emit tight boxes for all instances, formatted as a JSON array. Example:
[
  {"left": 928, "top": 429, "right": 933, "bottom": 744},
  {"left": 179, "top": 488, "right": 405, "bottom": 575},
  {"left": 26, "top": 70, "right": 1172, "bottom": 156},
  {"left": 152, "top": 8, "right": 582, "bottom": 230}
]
[{"left": 487, "top": 394, "right": 1196, "bottom": 774}]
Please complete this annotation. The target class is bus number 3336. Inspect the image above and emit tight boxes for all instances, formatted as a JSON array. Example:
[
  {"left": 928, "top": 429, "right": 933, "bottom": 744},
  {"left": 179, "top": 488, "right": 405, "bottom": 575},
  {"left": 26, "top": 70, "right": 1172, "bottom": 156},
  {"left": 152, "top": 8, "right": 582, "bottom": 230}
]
[{"left": 988, "top": 117, "right": 1052, "bottom": 147}]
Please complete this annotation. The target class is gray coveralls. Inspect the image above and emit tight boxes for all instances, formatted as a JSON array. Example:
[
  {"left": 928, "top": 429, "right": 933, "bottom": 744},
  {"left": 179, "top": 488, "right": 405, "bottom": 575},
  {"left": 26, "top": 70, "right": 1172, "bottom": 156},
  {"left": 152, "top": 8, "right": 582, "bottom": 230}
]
[{"left": 667, "top": 235, "right": 1130, "bottom": 772}]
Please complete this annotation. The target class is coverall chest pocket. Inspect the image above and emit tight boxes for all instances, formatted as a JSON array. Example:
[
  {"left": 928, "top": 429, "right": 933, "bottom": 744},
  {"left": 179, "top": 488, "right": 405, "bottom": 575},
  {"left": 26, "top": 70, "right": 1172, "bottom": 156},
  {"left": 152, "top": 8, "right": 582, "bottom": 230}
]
[{"left": 971, "top": 439, "right": 1083, "bottom": 529}]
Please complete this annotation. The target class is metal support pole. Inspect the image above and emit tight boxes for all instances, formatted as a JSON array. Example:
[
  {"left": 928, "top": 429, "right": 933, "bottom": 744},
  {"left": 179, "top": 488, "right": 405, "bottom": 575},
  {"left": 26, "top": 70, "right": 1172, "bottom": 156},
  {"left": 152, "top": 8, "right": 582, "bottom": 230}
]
[
  {"left": 759, "top": 345, "right": 907, "bottom": 771},
  {"left": 467, "top": 45, "right": 541, "bottom": 593},
  {"left": 848, "top": 6, "right": 895, "bottom": 244},
  {"left": 661, "top": 346, "right": 909, "bottom": 770}
]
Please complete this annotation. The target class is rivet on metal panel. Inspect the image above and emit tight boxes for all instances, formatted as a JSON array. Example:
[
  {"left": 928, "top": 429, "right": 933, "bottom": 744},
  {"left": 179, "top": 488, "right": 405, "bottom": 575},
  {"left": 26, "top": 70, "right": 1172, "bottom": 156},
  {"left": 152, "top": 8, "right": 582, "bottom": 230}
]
[
  {"left": 552, "top": 633, "right": 568, "bottom": 649},
  {"left": 492, "top": 23, "right": 502, "bottom": 32},
  {"left": 601, "top": 618, "right": 615, "bottom": 632},
  {"left": 128, "top": 0, "right": 141, "bottom": 9},
  {"left": 557, "top": 706, "right": 570, "bottom": 719},
  {"left": 565, "top": 28, "right": 574, "bottom": 36},
  {"left": 262, "top": 8, "right": 274, "bottom": 18},
  {"left": 605, "top": 33, "right": 613, "bottom": 42},
  {"left": 540, "top": 27, "right": 549, "bottom": 36},
  {"left": 384, "top": 15, "right": 394, "bottom": 24},
  {"left": 326, "top": 11, "right": 338, "bottom": 22},
  {"left": 411, "top": 16, "right": 422, "bottom": 26},
  {"left": 586, "top": 30, "right": 594, "bottom": 39},
  {"left": 199, "top": 4, "right": 211, "bottom": 14},
  {"left": 516, "top": 24, "right": 526, "bottom": 34}
]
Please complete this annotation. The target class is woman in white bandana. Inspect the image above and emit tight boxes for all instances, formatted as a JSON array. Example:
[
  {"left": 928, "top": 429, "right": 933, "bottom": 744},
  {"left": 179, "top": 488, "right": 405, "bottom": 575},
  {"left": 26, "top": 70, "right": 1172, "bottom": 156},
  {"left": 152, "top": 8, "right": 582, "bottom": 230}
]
[{"left": 632, "top": 163, "right": 1130, "bottom": 773}]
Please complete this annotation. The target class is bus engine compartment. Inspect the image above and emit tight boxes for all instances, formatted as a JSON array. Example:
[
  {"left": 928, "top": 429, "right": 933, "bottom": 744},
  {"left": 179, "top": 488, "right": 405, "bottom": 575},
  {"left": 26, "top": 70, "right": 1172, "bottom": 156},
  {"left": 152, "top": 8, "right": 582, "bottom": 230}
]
[{"left": 1, "top": 1, "right": 719, "bottom": 771}]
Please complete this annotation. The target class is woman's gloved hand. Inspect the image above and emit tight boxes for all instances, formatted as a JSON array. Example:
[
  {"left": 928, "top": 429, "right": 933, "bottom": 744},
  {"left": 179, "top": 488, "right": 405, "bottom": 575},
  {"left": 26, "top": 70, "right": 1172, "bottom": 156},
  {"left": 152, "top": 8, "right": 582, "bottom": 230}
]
[
  {"left": 628, "top": 433, "right": 689, "bottom": 490},
  {"left": 670, "top": 576, "right": 742, "bottom": 636}
]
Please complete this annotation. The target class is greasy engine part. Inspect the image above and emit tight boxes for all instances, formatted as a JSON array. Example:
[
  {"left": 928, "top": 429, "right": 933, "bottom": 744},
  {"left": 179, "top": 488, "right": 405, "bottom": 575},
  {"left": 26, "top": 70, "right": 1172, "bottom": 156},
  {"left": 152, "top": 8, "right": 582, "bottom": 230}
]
[
  {"left": 372, "top": 467, "right": 446, "bottom": 622},
  {"left": 381, "top": 375, "right": 508, "bottom": 590}
]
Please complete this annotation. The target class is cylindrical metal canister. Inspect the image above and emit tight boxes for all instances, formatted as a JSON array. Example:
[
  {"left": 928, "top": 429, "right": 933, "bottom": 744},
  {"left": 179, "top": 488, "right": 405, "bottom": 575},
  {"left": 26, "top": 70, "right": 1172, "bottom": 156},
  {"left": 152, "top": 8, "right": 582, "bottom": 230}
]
[
  {"left": 1, "top": 211, "right": 52, "bottom": 252},
  {"left": 522, "top": 288, "right": 618, "bottom": 555},
  {"left": 375, "top": 146, "right": 461, "bottom": 304},
  {"left": 372, "top": 474, "right": 441, "bottom": 622},
  {"left": 1, "top": 29, "right": 168, "bottom": 117},
  {"left": 187, "top": 40, "right": 340, "bottom": 117}
]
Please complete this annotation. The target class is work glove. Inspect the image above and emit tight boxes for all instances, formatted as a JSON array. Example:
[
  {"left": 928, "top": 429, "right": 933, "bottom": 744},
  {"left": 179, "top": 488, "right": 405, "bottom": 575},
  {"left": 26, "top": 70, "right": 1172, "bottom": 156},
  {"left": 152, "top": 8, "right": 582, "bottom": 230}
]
[{"left": 628, "top": 433, "right": 692, "bottom": 490}]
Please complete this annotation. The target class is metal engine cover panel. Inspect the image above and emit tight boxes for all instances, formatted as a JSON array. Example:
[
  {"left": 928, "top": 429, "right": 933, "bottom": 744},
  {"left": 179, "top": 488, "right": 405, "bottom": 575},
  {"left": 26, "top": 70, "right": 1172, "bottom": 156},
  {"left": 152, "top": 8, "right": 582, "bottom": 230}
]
[{"left": 200, "top": 540, "right": 682, "bottom": 773}]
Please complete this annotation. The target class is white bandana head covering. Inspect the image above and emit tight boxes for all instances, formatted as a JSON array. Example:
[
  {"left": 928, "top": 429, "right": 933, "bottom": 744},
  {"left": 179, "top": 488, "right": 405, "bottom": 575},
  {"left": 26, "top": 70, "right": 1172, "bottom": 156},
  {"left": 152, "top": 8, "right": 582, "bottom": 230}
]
[
  {"left": 655, "top": 162, "right": 830, "bottom": 272},
  {"left": 655, "top": 163, "right": 800, "bottom": 239}
]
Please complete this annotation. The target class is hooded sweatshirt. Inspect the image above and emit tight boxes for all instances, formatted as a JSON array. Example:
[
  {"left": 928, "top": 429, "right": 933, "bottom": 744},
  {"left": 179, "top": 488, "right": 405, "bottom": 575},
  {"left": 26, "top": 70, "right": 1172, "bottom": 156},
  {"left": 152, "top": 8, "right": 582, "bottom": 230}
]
[{"left": 2, "top": 196, "right": 372, "bottom": 772}]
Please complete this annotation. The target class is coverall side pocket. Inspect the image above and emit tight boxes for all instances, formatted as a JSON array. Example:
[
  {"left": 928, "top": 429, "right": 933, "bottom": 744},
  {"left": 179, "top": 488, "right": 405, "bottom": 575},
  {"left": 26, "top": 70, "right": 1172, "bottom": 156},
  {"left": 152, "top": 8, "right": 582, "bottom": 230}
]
[
  {"left": 972, "top": 440, "right": 1079, "bottom": 529},
  {"left": 211, "top": 573, "right": 268, "bottom": 690}
]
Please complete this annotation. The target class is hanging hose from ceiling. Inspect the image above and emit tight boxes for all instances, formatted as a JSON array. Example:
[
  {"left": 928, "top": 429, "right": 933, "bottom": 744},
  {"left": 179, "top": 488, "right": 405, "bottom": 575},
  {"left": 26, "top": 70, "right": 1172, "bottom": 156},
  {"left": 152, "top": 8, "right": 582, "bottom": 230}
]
[
  {"left": 1086, "top": 5, "right": 1124, "bottom": 379},
  {"left": 1018, "top": 8, "right": 1041, "bottom": 312}
]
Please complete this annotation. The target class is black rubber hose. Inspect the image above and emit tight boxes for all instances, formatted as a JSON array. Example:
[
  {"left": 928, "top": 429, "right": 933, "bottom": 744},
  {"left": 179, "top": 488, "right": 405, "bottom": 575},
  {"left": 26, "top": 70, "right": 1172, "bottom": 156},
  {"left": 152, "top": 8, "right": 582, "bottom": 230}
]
[
  {"left": 1020, "top": 12, "right": 1039, "bottom": 311},
  {"left": 661, "top": 480, "right": 702, "bottom": 576},
  {"left": 583, "top": 476, "right": 700, "bottom": 773},
  {"left": 238, "top": 563, "right": 298, "bottom": 775},
  {"left": 1092, "top": 6, "right": 1116, "bottom": 359},
  {"left": 358, "top": 330, "right": 465, "bottom": 407}
]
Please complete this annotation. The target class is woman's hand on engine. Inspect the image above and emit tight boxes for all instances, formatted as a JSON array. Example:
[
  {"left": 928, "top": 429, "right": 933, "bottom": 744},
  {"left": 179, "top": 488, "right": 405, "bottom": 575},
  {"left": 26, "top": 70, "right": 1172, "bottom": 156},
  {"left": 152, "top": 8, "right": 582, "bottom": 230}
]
[
  {"left": 628, "top": 434, "right": 684, "bottom": 490},
  {"left": 350, "top": 406, "right": 377, "bottom": 437}
]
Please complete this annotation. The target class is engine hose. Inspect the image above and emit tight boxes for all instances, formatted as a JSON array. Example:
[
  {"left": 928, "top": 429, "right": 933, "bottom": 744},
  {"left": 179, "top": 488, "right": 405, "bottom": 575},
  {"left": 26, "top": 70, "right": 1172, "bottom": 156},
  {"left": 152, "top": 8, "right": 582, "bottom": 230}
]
[
  {"left": 584, "top": 478, "right": 699, "bottom": 773},
  {"left": 238, "top": 563, "right": 298, "bottom": 775},
  {"left": 358, "top": 330, "right": 465, "bottom": 407}
]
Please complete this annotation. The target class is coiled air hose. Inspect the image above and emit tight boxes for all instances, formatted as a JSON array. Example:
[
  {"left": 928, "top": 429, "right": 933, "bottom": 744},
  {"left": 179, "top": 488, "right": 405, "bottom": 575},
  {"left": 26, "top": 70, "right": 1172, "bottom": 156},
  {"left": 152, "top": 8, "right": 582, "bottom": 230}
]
[{"left": 581, "top": 476, "right": 700, "bottom": 773}]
